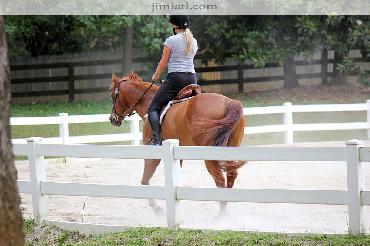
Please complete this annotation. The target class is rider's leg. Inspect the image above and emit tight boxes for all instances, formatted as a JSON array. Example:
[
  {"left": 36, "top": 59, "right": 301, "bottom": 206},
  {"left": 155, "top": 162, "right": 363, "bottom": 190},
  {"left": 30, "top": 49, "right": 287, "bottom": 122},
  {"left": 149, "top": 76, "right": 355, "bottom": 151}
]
[
  {"left": 147, "top": 79, "right": 177, "bottom": 145},
  {"left": 147, "top": 109, "right": 161, "bottom": 145},
  {"left": 146, "top": 72, "right": 197, "bottom": 146}
]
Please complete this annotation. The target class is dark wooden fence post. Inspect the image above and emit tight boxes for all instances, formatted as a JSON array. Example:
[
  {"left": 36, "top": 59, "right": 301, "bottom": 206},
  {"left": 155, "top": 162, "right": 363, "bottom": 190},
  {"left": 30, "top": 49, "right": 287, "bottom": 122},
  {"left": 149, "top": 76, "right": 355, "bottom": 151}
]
[
  {"left": 321, "top": 48, "right": 328, "bottom": 84},
  {"left": 238, "top": 61, "right": 244, "bottom": 93},
  {"left": 68, "top": 63, "right": 75, "bottom": 102}
]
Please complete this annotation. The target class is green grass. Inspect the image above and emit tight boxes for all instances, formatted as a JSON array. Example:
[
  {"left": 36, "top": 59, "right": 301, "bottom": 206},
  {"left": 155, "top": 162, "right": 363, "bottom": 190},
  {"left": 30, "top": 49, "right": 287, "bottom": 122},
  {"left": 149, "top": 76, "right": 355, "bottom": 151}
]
[
  {"left": 10, "top": 98, "right": 369, "bottom": 146},
  {"left": 11, "top": 101, "right": 112, "bottom": 117},
  {"left": 11, "top": 100, "right": 130, "bottom": 142},
  {"left": 24, "top": 219, "right": 370, "bottom": 246}
]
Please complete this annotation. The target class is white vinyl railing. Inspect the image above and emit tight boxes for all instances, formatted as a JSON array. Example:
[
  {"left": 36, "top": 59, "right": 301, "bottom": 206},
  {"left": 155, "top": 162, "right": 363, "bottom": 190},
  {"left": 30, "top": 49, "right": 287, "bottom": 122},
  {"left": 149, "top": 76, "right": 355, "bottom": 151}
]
[
  {"left": 11, "top": 100, "right": 370, "bottom": 146},
  {"left": 243, "top": 101, "right": 370, "bottom": 144},
  {"left": 15, "top": 138, "right": 369, "bottom": 234},
  {"left": 11, "top": 113, "right": 142, "bottom": 145}
]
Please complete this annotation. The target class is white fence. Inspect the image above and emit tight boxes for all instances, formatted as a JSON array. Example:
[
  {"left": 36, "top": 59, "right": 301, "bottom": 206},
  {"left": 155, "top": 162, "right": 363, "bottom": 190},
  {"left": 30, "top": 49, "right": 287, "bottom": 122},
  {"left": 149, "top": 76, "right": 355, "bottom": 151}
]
[
  {"left": 11, "top": 100, "right": 370, "bottom": 145},
  {"left": 15, "top": 138, "right": 370, "bottom": 234}
]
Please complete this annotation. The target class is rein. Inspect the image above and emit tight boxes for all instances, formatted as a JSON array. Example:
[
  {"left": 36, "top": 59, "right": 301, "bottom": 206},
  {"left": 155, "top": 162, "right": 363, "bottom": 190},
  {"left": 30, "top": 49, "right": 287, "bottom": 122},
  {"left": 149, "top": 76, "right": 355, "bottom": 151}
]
[{"left": 111, "top": 80, "right": 156, "bottom": 122}]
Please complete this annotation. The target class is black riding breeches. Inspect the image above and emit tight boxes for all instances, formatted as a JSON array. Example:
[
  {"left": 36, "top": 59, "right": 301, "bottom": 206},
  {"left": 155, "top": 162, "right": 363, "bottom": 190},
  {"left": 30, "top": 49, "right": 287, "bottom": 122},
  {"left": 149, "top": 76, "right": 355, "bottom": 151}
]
[{"left": 148, "top": 72, "right": 197, "bottom": 112}]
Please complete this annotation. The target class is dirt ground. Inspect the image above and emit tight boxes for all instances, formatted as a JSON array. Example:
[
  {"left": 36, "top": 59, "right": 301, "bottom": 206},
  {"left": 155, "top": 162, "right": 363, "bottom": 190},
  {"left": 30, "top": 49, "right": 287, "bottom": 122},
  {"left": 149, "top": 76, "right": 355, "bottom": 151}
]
[
  {"left": 17, "top": 83, "right": 370, "bottom": 234},
  {"left": 17, "top": 141, "right": 370, "bottom": 234}
]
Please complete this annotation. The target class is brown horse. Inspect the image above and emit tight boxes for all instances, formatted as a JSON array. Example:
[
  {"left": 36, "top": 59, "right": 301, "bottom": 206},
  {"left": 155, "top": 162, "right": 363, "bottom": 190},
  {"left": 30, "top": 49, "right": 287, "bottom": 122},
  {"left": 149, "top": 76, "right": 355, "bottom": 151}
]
[{"left": 109, "top": 72, "right": 246, "bottom": 215}]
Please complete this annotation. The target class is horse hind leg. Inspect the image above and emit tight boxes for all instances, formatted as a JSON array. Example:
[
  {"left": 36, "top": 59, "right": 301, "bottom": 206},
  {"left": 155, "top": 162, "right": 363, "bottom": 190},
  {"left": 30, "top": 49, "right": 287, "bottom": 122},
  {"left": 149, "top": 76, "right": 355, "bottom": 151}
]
[
  {"left": 141, "top": 159, "right": 163, "bottom": 215},
  {"left": 205, "top": 160, "right": 225, "bottom": 187},
  {"left": 204, "top": 160, "right": 228, "bottom": 216},
  {"left": 226, "top": 169, "right": 238, "bottom": 188}
]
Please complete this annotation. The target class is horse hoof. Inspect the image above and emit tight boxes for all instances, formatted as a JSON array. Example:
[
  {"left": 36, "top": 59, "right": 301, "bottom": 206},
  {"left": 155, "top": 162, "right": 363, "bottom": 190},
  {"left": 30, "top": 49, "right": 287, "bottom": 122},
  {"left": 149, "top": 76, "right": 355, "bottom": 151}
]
[
  {"left": 152, "top": 206, "right": 165, "bottom": 217},
  {"left": 215, "top": 211, "right": 229, "bottom": 220}
]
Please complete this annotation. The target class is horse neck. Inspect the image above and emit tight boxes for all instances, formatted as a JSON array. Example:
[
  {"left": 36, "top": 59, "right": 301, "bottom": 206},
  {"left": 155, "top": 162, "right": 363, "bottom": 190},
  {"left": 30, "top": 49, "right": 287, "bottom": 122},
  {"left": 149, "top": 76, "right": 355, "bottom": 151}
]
[{"left": 126, "top": 82, "right": 158, "bottom": 119}]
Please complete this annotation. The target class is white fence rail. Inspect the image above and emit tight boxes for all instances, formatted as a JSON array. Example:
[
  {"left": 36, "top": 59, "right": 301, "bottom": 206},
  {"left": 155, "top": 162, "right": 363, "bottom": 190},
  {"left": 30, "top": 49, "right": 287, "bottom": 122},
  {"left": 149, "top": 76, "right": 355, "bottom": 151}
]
[
  {"left": 15, "top": 138, "right": 370, "bottom": 234},
  {"left": 11, "top": 100, "right": 370, "bottom": 145}
]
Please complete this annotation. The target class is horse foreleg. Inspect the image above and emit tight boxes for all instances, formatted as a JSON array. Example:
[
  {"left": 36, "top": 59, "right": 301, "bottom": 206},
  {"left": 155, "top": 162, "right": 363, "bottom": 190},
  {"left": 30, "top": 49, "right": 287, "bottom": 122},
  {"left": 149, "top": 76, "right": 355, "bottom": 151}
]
[
  {"left": 205, "top": 160, "right": 228, "bottom": 216},
  {"left": 141, "top": 159, "right": 163, "bottom": 215},
  {"left": 141, "top": 159, "right": 161, "bottom": 185}
]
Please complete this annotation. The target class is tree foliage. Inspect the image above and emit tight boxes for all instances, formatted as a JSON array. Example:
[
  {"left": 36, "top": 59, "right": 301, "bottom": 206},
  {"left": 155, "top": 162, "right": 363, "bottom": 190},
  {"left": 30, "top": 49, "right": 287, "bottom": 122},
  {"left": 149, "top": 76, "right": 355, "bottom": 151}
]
[
  {"left": 6, "top": 15, "right": 171, "bottom": 57},
  {"left": 5, "top": 15, "right": 369, "bottom": 84},
  {"left": 6, "top": 16, "right": 83, "bottom": 56},
  {"left": 193, "top": 15, "right": 369, "bottom": 84},
  {"left": 297, "top": 15, "right": 369, "bottom": 84}
]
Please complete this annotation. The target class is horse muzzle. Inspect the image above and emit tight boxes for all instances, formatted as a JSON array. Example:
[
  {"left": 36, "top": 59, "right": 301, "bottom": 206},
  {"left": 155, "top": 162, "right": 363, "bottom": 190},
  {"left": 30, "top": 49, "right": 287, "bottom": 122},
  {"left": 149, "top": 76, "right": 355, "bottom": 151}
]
[{"left": 109, "top": 114, "right": 122, "bottom": 127}]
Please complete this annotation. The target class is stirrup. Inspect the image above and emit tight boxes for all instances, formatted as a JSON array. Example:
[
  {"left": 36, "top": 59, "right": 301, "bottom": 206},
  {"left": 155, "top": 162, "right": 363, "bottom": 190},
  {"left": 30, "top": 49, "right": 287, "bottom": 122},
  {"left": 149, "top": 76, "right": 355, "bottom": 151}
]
[{"left": 148, "top": 137, "right": 162, "bottom": 146}]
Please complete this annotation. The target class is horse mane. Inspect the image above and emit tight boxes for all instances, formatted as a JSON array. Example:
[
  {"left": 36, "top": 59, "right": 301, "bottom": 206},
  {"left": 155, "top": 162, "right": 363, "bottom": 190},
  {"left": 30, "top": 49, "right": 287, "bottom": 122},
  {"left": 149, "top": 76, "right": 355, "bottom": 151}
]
[
  {"left": 110, "top": 72, "right": 159, "bottom": 94},
  {"left": 127, "top": 72, "right": 159, "bottom": 91},
  {"left": 127, "top": 72, "right": 142, "bottom": 82},
  {"left": 110, "top": 72, "right": 143, "bottom": 92}
]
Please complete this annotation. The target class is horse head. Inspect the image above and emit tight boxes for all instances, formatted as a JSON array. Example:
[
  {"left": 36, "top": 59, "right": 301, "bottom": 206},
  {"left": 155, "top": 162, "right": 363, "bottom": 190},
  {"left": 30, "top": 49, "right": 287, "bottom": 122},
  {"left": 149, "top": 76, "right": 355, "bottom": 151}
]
[
  {"left": 109, "top": 73, "right": 130, "bottom": 127},
  {"left": 109, "top": 73, "right": 158, "bottom": 126}
]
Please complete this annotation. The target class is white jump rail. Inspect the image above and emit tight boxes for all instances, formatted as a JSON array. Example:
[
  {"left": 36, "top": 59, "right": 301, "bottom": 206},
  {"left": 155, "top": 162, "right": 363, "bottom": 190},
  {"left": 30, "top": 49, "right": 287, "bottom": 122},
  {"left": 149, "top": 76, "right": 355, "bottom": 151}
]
[
  {"left": 11, "top": 100, "right": 370, "bottom": 146},
  {"left": 15, "top": 138, "right": 369, "bottom": 234}
]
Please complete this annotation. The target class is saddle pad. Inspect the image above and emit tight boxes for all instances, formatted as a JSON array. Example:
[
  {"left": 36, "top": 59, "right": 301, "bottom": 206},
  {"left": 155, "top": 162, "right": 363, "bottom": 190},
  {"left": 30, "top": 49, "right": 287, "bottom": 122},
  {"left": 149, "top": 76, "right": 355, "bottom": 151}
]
[{"left": 160, "top": 97, "right": 193, "bottom": 124}]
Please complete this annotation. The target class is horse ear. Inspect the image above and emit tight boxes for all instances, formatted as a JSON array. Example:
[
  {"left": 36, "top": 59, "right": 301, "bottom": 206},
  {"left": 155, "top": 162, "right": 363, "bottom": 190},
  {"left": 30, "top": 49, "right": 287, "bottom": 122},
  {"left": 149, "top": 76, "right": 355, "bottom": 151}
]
[{"left": 112, "top": 73, "right": 120, "bottom": 84}]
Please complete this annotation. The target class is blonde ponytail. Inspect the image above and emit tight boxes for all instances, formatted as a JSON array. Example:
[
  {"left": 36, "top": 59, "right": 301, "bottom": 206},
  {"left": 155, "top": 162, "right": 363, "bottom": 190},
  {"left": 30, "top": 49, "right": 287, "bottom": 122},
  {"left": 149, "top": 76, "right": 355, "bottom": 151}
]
[{"left": 183, "top": 28, "right": 193, "bottom": 55}]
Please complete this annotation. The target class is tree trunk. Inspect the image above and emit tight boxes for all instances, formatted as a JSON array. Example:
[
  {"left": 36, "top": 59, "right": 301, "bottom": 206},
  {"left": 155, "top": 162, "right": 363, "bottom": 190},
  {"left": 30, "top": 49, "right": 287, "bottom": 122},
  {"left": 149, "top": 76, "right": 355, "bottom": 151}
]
[
  {"left": 283, "top": 56, "right": 298, "bottom": 88},
  {"left": 0, "top": 16, "right": 24, "bottom": 246},
  {"left": 333, "top": 50, "right": 347, "bottom": 85},
  {"left": 321, "top": 48, "right": 328, "bottom": 85},
  {"left": 122, "top": 26, "right": 133, "bottom": 76},
  {"left": 278, "top": 16, "right": 298, "bottom": 89}
]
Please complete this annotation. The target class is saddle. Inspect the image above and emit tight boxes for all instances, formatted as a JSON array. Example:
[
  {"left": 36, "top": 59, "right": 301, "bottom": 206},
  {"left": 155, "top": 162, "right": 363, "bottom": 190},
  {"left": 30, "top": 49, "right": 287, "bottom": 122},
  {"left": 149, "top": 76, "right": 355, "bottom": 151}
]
[
  {"left": 175, "top": 84, "right": 201, "bottom": 100},
  {"left": 159, "top": 84, "right": 201, "bottom": 124}
]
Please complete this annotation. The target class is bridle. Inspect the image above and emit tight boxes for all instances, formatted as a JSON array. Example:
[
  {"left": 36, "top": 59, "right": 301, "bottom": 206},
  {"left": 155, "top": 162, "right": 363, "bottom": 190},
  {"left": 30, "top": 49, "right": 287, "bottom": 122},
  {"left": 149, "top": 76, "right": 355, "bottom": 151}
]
[{"left": 111, "top": 79, "right": 156, "bottom": 122}]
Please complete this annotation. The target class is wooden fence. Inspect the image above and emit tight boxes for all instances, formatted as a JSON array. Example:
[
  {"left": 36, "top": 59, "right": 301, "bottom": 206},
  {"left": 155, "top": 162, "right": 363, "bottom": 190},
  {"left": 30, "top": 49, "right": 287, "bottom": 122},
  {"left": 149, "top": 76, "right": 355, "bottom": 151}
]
[
  {"left": 14, "top": 138, "right": 370, "bottom": 234},
  {"left": 10, "top": 57, "right": 152, "bottom": 102},
  {"left": 10, "top": 50, "right": 369, "bottom": 102}
]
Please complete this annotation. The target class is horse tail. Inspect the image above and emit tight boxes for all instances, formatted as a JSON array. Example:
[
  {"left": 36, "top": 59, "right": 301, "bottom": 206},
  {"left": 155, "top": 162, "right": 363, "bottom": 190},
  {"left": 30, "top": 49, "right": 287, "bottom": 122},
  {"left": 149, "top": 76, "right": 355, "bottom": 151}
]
[
  {"left": 190, "top": 99, "right": 247, "bottom": 172},
  {"left": 216, "top": 100, "right": 247, "bottom": 172}
]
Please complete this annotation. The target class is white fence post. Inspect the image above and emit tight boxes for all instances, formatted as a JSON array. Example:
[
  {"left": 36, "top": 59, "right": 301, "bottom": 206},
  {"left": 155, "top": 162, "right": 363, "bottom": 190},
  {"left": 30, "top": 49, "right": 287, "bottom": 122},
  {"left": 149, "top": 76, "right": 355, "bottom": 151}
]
[
  {"left": 163, "top": 139, "right": 181, "bottom": 229},
  {"left": 367, "top": 100, "right": 370, "bottom": 139},
  {"left": 346, "top": 139, "right": 367, "bottom": 234},
  {"left": 130, "top": 114, "right": 141, "bottom": 145},
  {"left": 27, "top": 137, "right": 47, "bottom": 222},
  {"left": 59, "top": 113, "right": 69, "bottom": 144},
  {"left": 284, "top": 102, "right": 293, "bottom": 144}
]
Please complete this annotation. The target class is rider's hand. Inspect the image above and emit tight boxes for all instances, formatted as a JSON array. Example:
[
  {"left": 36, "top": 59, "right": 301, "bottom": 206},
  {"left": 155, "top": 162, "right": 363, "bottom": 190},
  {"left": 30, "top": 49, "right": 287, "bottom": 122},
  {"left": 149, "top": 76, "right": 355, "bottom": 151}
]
[{"left": 152, "top": 73, "right": 160, "bottom": 81}]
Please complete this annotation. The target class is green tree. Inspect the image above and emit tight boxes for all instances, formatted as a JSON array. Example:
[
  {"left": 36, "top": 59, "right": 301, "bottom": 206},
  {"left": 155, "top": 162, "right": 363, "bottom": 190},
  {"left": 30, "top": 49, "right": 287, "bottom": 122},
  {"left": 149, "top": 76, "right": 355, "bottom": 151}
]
[
  {"left": 6, "top": 16, "right": 84, "bottom": 56},
  {"left": 6, "top": 15, "right": 171, "bottom": 57},
  {"left": 193, "top": 16, "right": 304, "bottom": 88},
  {"left": 296, "top": 15, "right": 369, "bottom": 85},
  {"left": 193, "top": 15, "right": 369, "bottom": 87}
]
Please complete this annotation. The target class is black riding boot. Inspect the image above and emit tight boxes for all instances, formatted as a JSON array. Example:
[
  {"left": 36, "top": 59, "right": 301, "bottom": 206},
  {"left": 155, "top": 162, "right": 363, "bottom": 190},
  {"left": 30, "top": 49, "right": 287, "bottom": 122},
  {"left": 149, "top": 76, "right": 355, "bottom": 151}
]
[{"left": 148, "top": 110, "right": 162, "bottom": 145}]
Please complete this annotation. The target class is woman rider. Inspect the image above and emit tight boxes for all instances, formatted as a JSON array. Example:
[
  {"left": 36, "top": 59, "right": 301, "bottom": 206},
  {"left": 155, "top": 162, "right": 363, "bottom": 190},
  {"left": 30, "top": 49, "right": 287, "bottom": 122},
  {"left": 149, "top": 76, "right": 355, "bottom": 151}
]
[{"left": 147, "top": 15, "right": 198, "bottom": 145}]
